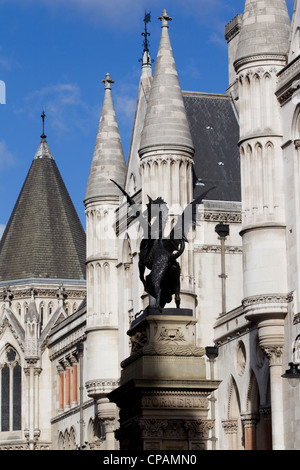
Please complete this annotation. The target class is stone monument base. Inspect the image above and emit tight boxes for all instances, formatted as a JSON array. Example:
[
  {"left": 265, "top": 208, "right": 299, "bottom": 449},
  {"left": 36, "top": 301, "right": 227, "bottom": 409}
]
[{"left": 109, "top": 308, "right": 220, "bottom": 451}]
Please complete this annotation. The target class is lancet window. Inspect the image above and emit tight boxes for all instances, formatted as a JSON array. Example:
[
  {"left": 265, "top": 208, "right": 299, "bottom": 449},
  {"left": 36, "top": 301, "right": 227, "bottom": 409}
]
[{"left": 0, "top": 346, "right": 21, "bottom": 432}]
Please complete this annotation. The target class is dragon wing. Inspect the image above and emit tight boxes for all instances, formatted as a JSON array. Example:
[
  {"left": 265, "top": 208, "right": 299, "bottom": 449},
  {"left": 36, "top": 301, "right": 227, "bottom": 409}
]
[
  {"left": 110, "top": 179, "right": 149, "bottom": 235},
  {"left": 169, "top": 186, "right": 216, "bottom": 242}
]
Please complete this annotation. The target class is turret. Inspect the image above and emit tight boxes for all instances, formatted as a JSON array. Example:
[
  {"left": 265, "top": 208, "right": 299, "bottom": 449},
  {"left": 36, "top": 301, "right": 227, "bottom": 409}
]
[
  {"left": 235, "top": 0, "right": 291, "bottom": 450},
  {"left": 84, "top": 74, "right": 127, "bottom": 450}
]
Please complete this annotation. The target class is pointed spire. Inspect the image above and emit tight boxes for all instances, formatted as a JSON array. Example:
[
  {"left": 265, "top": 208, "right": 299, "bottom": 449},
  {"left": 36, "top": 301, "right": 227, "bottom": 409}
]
[
  {"left": 0, "top": 132, "right": 86, "bottom": 282},
  {"left": 139, "top": 9, "right": 194, "bottom": 154},
  {"left": 235, "top": 0, "right": 290, "bottom": 65},
  {"left": 34, "top": 110, "right": 54, "bottom": 160},
  {"left": 84, "top": 73, "right": 127, "bottom": 203},
  {"left": 25, "top": 289, "right": 40, "bottom": 324}
]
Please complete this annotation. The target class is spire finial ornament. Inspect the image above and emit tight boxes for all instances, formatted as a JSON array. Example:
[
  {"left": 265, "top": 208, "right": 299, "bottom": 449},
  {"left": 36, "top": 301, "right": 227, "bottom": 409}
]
[
  {"left": 158, "top": 9, "right": 172, "bottom": 28},
  {"left": 41, "top": 109, "right": 47, "bottom": 139},
  {"left": 101, "top": 73, "right": 115, "bottom": 90},
  {"left": 142, "top": 10, "right": 151, "bottom": 53}
]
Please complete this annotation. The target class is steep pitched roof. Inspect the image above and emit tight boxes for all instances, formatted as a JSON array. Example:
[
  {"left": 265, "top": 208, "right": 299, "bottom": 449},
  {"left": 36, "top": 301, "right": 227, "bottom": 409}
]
[
  {"left": 84, "top": 73, "right": 127, "bottom": 204},
  {"left": 139, "top": 10, "right": 194, "bottom": 154},
  {"left": 0, "top": 137, "right": 86, "bottom": 282},
  {"left": 183, "top": 92, "right": 241, "bottom": 202}
]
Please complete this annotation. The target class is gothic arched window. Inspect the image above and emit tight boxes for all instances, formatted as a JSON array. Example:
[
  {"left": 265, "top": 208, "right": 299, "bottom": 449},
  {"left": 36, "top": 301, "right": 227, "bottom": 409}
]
[{"left": 0, "top": 346, "right": 21, "bottom": 431}]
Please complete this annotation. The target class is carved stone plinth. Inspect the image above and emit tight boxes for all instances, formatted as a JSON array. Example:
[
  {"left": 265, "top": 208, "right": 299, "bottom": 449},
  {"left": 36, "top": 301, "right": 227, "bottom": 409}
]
[{"left": 109, "top": 308, "right": 220, "bottom": 450}]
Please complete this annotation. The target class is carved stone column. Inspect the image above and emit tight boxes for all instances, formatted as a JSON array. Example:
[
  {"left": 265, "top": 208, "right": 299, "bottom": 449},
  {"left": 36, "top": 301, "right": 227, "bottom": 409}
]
[
  {"left": 244, "top": 295, "right": 289, "bottom": 450},
  {"left": 63, "top": 360, "right": 71, "bottom": 409},
  {"left": 241, "top": 413, "right": 259, "bottom": 450},
  {"left": 97, "top": 397, "right": 117, "bottom": 450},
  {"left": 262, "top": 345, "right": 284, "bottom": 450},
  {"left": 57, "top": 364, "right": 64, "bottom": 412},
  {"left": 260, "top": 406, "right": 272, "bottom": 450},
  {"left": 222, "top": 419, "right": 239, "bottom": 450}
]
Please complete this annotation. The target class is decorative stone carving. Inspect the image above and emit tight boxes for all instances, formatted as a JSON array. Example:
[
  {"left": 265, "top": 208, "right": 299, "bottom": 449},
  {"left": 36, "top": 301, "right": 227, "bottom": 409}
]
[
  {"left": 222, "top": 419, "right": 238, "bottom": 434},
  {"left": 184, "top": 420, "right": 214, "bottom": 439},
  {"left": 86, "top": 379, "right": 119, "bottom": 398},
  {"left": 141, "top": 391, "right": 209, "bottom": 410},
  {"left": 142, "top": 343, "right": 205, "bottom": 357},
  {"left": 241, "top": 413, "right": 259, "bottom": 428},
  {"left": 199, "top": 211, "right": 242, "bottom": 224},
  {"left": 242, "top": 293, "right": 293, "bottom": 308},
  {"left": 138, "top": 419, "right": 169, "bottom": 438},
  {"left": 261, "top": 345, "right": 283, "bottom": 366}
]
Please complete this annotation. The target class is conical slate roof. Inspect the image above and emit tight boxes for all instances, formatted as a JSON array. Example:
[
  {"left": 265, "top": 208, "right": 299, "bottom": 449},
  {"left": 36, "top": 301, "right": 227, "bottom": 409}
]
[
  {"left": 84, "top": 74, "right": 127, "bottom": 203},
  {"left": 0, "top": 137, "right": 86, "bottom": 282},
  {"left": 235, "top": 0, "right": 291, "bottom": 63},
  {"left": 139, "top": 10, "right": 194, "bottom": 154}
]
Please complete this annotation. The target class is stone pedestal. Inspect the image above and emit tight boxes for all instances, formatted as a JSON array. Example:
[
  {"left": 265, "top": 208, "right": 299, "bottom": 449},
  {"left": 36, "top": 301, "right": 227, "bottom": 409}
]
[{"left": 109, "top": 308, "right": 220, "bottom": 450}]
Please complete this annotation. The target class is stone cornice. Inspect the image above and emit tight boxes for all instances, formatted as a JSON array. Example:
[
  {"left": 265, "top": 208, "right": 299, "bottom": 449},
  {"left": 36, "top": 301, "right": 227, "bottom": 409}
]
[
  {"left": 0, "top": 286, "right": 86, "bottom": 301},
  {"left": 242, "top": 293, "right": 293, "bottom": 309},
  {"left": 194, "top": 245, "right": 242, "bottom": 255},
  {"left": 197, "top": 210, "right": 242, "bottom": 224},
  {"left": 85, "top": 378, "right": 120, "bottom": 398},
  {"left": 238, "top": 133, "right": 283, "bottom": 147},
  {"left": 234, "top": 53, "right": 287, "bottom": 73},
  {"left": 276, "top": 54, "right": 300, "bottom": 106}
]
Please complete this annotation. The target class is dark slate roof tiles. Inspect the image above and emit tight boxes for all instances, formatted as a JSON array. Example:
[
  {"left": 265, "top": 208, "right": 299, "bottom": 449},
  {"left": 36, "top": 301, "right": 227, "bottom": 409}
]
[
  {"left": 183, "top": 92, "right": 241, "bottom": 202},
  {"left": 0, "top": 139, "right": 86, "bottom": 282}
]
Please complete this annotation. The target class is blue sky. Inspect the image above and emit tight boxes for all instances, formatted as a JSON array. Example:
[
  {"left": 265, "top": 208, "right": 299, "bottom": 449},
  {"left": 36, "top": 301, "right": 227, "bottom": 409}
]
[{"left": 0, "top": 0, "right": 295, "bottom": 234}]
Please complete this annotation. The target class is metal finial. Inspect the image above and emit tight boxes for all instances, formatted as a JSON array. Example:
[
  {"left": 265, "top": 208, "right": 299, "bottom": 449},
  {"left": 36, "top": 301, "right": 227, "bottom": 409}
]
[
  {"left": 101, "top": 73, "right": 115, "bottom": 90},
  {"left": 158, "top": 9, "right": 172, "bottom": 27},
  {"left": 142, "top": 10, "right": 151, "bottom": 53},
  {"left": 139, "top": 11, "right": 154, "bottom": 66},
  {"left": 41, "top": 109, "right": 47, "bottom": 139}
]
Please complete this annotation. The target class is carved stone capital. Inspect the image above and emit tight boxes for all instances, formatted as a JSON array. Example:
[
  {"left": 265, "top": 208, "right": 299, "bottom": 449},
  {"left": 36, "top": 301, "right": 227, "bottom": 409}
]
[
  {"left": 101, "top": 417, "right": 116, "bottom": 434},
  {"left": 222, "top": 419, "right": 238, "bottom": 434},
  {"left": 241, "top": 413, "right": 259, "bottom": 428},
  {"left": 184, "top": 419, "right": 214, "bottom": 439},
  {"left": 137, "top": 419, "right": 168, "bottom": 438},
  {"left": 261, "top": 345, "right": 283, "bottom": 366},
  {"left": 260, "top": 406, "right": 271, "bottom": 420}
]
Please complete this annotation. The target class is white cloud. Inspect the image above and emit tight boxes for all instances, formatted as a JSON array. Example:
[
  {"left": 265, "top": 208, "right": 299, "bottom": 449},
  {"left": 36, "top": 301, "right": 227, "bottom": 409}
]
[
  {"left": 0, "top": 141, "right": 15, "bottom": 169},
  {"left": 0, "top": 0, "right": 231, "bottom": 29},
  {"left": 115, "top": 95, "right": 136, "bottom": 120},
  {"left": 24, "top": 82, "right": 92, "bottom": 134}
]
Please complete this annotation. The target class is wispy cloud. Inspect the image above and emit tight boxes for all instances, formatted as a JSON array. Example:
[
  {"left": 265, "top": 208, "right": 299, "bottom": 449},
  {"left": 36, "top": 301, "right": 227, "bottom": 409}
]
[
  {"left": 0, "top": 0, "right": 236, "bottom": 29},
  {"left": 0, "top": 141, "right": 15, "bottom": 169},
  {"left": 0, "top": 48, "right": 12, "bottom": 71},
  {"left": 23, "top": 82, "right": 94, "bottom": 135}
]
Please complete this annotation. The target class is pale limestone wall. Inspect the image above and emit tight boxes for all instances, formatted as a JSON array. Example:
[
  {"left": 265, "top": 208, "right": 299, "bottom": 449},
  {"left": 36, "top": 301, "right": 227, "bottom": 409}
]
[
  {"left": 276, "top": 44, "right": 300, "bottom": 449},
  {"left": 0, "top": 279, "right": 86, "bottom": 449},
  {"left": 214, "top": 308, "right": 270, "bottom": 450},
  {"left": 193, "top": 201, "right": 243, "bottom": 348}
]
